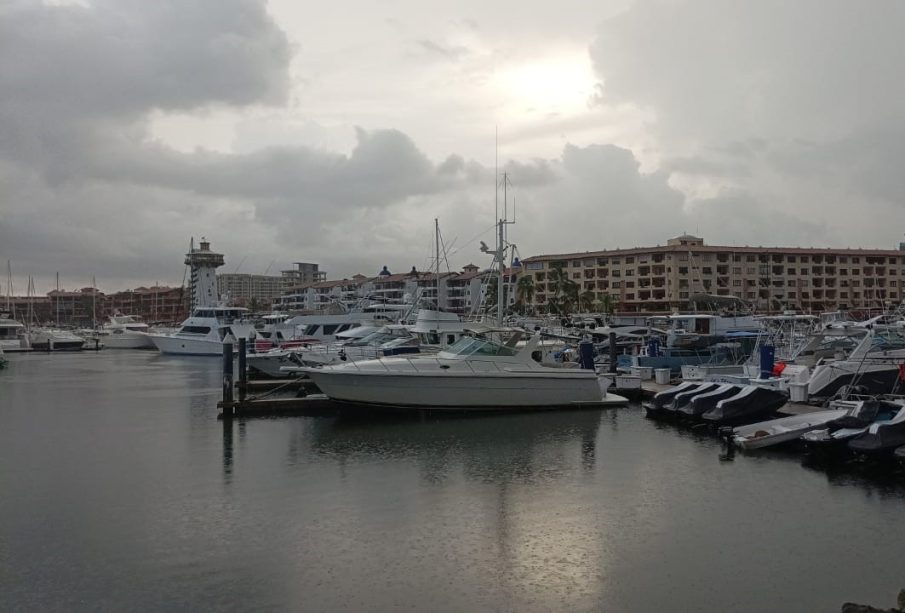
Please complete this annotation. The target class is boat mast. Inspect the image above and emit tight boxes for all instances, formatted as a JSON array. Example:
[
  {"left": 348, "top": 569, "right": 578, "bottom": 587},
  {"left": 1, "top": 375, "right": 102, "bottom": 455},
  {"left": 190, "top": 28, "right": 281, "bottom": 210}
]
[
  {"left": 55, "top": 272, "right": 60, "bottom": 327},
  {"left": 5, "top": 260, "right": 11, "bottom": 317},
  {"left": 435, "top": 218, "right": 440, "bottom": 310},
  {"left": 91, "top": 275, "right": 97, "bottom": 329}
]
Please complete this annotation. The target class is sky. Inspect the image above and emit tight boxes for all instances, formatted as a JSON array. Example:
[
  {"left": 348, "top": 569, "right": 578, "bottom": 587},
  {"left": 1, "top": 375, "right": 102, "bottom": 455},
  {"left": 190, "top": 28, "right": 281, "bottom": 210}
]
[{"left": 2, "top": 0, "right": 905, "bottom": 294}]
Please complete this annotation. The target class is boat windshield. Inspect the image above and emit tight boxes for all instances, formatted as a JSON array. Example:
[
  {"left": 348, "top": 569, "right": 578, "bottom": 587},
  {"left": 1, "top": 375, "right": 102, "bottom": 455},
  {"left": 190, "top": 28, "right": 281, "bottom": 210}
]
[{"left": 445, "top": 337, "right": 518, "bottom": 357}]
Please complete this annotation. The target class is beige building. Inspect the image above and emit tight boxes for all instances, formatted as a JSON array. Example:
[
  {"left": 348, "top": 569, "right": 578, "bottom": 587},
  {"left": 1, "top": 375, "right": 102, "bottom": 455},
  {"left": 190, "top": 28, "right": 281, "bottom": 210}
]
[
  {"left": 521, "top": 234, "right": 905, "bottom": 314},
  {"left": 217, "top": 273, "right": 285, "bottom": 308}
]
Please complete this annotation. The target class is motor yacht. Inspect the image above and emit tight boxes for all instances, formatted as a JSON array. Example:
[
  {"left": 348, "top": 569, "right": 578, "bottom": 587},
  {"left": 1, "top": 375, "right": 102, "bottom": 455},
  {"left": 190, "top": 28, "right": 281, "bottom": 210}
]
[
  {"left": 28, "top": 327, "right": 85, "bottom": 351},
  {"left": 296, "top": 331, "right": 628, "bottom": 410},
  {"left": 96, "top": 314, "right": 155, "bottom": 349},
  {"left": 0, "top": 316, "right": 30, "bottom": 352},
  {"left": 148, "top": 306, "right": 255, "bottom": 356}
]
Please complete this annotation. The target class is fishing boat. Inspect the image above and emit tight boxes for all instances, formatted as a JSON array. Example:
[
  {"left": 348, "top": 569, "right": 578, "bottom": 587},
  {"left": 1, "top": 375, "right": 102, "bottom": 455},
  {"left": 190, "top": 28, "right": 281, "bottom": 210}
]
[
  {"left": 731, "top": 408, "right": 851, "bottom": 450},
  {"left": 148, "top": 306, "right": 255, "bottom": 356}
]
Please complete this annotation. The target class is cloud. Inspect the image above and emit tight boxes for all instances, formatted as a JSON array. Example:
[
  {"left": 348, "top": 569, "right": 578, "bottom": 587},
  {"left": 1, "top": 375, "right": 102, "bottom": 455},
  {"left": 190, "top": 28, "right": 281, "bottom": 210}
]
[{"left": 589, "top": 0, "right": 905, "bottom": 248}]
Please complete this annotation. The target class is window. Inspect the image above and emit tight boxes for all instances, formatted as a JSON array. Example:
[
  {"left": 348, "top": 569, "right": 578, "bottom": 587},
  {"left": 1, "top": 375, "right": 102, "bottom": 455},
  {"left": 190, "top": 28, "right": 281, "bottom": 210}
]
[
  {"left": 746, "top": 255, "right": 756, "bottom": 262},
  {"left": 678, "top": 267, "right": 688, "bottom": 274},
  {"left": 626, "top": 257, "right": 635, "bottom": 264},
  {"left": 526, "top": 262, "right": 543, "bottom": 270},
  {"left": 572, "top": 272, "right": 581, "bottom": 279},
  {"left": 787, "top": 268, "right": 795, "bottom": 275},
  {"left": 732, "top": 280, "right": 742, "bottom": 287},
  {"left": 180, "top": 326, "right": 211, "bottom": 334},
  {"left": 787, "top": 255, "right": 797, "bottom": 263},
  {"left": 733, "top": 267, "right": 742, "bottom": 274},
  {"left": 572, "top": 260, "right": 582, "bottom": 267}
]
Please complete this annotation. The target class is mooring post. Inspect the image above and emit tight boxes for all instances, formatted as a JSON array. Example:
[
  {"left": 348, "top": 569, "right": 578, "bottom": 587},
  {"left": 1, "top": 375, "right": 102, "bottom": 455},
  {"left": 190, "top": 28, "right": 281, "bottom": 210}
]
[
  {"left": 608, "top": 332, "right": 618, "bottom": 374},
  {"left": 237, "top": 338, "right": 247, "bottom": 403},
  {"left": 222, "top": 342, "right": 234, "bottom": 414}
]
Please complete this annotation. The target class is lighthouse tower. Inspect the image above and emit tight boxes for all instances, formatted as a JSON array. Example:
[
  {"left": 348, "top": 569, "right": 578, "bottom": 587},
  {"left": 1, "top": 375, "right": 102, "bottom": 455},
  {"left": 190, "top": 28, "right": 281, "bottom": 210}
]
[{"left": 184, "top": 238, "right": 225, "bottom": 310}]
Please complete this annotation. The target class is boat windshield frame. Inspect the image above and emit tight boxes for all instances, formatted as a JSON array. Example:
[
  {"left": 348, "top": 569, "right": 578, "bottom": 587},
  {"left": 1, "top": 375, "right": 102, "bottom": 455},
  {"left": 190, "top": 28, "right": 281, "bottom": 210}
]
[{"left": 444, "top": 336, "right": 519, "bottom": 357}]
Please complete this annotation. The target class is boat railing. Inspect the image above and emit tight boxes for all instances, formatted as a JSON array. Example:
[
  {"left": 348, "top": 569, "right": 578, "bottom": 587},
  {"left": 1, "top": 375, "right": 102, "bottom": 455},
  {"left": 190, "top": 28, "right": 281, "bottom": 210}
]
[{"left": 341, "top": 355, "right": 507, "bottom": 375}]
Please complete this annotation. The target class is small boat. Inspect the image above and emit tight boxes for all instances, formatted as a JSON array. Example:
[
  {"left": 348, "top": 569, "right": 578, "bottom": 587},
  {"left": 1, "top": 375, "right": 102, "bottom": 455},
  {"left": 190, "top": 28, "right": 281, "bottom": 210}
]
[
  {"left": 662, "top": 382, "right": 722, "bottom": 416},
  {"left": 847, "top": 404, "right": 905, "bottom": 457},
  {"left": 801, "top": 400, "right": 901, "bottom": 452},
  {"left": 731, "top": 408, "right": 850, "bottom": 450},
  {"left": 642, "top": 381, "right": 706, "bottom": 417},
  {"left": 678, "top": 384, "right": 743, "bottom": 420},
  {"left": 701, "top": 386, "right": 788, "bottom": 426}
]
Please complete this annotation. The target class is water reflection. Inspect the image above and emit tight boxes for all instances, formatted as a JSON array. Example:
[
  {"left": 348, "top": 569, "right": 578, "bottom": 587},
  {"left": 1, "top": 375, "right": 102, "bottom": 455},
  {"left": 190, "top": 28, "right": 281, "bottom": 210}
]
[{"left": 302, "top": 409, "right": 603, "bottom": 484}]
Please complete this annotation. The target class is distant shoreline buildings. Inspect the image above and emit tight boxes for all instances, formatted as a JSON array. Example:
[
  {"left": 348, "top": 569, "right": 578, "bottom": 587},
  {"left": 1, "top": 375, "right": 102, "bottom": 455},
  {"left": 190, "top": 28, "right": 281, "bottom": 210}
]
[{"left": 5, "top": 234, "right": 905, "bottom": 325}]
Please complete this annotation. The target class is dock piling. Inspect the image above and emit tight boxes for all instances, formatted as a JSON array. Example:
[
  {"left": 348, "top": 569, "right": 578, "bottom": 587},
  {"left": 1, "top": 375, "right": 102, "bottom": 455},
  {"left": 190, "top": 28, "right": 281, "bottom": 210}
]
[
  {"left": 237, "top": 338, "right": 247, "bottom": 403},
  {"left": 222, "top": 343, "right": 234, "bottom": 416}
]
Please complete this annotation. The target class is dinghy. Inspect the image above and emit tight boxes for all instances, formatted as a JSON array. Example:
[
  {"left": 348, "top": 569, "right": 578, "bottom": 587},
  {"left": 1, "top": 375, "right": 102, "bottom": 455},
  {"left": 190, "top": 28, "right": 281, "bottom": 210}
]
[{"left": 731, "top": 408, "right": 850, "bottom": 450}]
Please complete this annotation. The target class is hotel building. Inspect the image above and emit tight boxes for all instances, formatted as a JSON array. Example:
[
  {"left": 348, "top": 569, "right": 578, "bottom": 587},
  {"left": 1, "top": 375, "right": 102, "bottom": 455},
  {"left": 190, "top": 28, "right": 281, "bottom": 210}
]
[{"left": 521, "top": 234, "right": 905, "bottom": 314}]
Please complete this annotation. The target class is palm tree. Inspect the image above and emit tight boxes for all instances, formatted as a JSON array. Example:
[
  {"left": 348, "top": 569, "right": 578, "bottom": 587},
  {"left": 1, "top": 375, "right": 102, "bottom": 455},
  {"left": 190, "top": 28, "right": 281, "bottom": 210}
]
[
  {"left": 596, "top": 293, "right": 615, "bottom": 316},
  {"left": 579, "top": 289, "right": 596, "bottom": 312},
  {"left": 516, "top": 275, "right": 535, "bottom": 313}
]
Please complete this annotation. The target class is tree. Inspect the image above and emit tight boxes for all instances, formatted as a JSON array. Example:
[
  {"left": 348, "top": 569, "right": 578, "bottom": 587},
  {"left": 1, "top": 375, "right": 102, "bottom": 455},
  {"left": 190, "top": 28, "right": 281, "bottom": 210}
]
[
  {"left": 516, "top": 275, "right": 535, "bottom": 314},
  {"left": 548, "top": 264, "right": 578, "bottom": 316},
  {"left": 596, "top": 293, "right": 615, "bottom": 316},
  {"left": 579, "top": 289, "right": 596, "bottom": 312}
]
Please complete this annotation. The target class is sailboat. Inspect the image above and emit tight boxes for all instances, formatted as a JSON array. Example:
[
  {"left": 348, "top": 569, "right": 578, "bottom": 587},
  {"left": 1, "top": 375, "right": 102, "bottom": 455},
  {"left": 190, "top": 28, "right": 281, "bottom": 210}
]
[{"left": 27, "top": 274, "right": 85, "bottom": 351}]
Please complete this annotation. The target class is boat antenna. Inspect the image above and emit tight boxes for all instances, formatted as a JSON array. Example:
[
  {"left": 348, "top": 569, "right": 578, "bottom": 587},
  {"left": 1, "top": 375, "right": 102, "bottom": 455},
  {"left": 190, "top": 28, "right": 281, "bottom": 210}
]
[{"left": 435, "top": 218, "right": 440, "bottom": 310}]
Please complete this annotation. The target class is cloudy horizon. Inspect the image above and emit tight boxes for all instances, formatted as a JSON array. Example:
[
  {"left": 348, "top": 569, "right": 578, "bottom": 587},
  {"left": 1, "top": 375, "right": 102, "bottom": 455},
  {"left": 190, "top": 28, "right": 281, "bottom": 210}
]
[{"left": 2, "top": 0, "right": 904, "bottom": 294}]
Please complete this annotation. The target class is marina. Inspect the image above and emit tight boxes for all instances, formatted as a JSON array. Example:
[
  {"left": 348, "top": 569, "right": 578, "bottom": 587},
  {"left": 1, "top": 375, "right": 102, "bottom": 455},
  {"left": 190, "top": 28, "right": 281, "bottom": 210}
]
[{"left": 2, "top": 350, "right": 905, "bottom": 612}]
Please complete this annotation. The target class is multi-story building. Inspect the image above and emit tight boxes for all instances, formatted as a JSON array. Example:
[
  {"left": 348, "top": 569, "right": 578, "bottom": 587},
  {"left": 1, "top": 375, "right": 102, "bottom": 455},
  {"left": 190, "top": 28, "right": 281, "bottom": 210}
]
[
  {"left": 521, "top": 234, "right": 905, "bottom": 314},
  {"left": 217, "top": 273, "right": 284, "bottom": 309},
  {"left": 106, "top": 286, "right": 187, "bottom": 323},
  {"left": 281, "top": 262, "right": 326, "bottom": 291}
]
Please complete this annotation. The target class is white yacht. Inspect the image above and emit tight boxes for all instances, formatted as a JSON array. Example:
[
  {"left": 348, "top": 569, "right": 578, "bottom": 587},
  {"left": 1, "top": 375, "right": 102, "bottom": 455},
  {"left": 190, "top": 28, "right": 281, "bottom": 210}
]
[
  {"left": 297, "top": 331, "right": 628, "bottom": 410},
  {"left": 96, "top": 314, "right": 155, "bottom": 349},
  {"left": 0, "top": 316, "right": 30, "bottom": 352},
  {"left": 28, "top": 327, "right": 86, "bottom": 351},
  {"left": 148, "top": 306, "right": 255, "bottom": 356},
  {"left": 806, "top": 326, "right": 905, "bottom": 399}
]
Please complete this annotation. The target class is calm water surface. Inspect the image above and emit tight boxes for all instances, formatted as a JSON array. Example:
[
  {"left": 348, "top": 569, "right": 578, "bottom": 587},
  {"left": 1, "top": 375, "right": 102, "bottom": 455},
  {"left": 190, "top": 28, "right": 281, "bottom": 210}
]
[{"left": 1, "top": 351, "right": 904, "bottom": 612}]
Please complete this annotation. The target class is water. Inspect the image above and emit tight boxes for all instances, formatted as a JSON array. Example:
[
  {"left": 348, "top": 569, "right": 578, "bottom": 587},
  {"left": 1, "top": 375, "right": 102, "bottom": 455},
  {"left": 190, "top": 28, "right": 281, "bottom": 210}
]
[{"left": 2, "top": 351, "right": 904, "bottom": 612}]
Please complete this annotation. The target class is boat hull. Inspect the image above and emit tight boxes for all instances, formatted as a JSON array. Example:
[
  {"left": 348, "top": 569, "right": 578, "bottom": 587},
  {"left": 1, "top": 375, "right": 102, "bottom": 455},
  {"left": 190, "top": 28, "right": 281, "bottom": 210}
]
[
  {"left": 149, "top": 334, "right": 229, "bottom": 356},
  {"left": 102, "top": 332, "right": 156, "bottom": 349},
  {"left": 303, "top": 370, "right": 608, "bottom": 409}
]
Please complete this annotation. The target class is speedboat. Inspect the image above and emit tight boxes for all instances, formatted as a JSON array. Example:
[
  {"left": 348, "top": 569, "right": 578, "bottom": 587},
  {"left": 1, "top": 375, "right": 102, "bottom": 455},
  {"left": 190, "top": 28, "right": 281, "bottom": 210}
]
[
  {"left": 731, "top": 408, "right": 850, "bottom": 450},
  {"left": 28, "top": 327, "right": 85, "bottom": 351},
  {"left": 807, "top": 327, "right": 905, "bottom": 400},
  {"left": 701, "top": 386, "right": 788, "bottom": 426},
  {"left": 801, "top": 400, "right": 901, "bottom": 452},
  {"left": 296, "top": 331, "right": 629, "bottom": 410},
  {"left": 847, "top": 403, "right": 905, "bottom": 457},
  {"left": 97, "top": 314, "right": 155, "bottom": 349},
  {"left": 246, "top": 325, "right": 385, "bottom": 378},
  {"left": 148, "top": 306, "right": 255, "bottom": 356},
  {"left": 0, "top": 316, "right": 30, "bottom": 352}
]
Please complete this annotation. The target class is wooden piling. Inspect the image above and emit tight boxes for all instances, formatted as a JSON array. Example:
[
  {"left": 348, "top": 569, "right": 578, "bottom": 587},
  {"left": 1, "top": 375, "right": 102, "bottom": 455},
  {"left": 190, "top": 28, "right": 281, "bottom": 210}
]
[
  {"left": 221, "top": 342, "right": 234, "bottom": 417},
  {"left": 237, "top": 338, "right": 247, "bottom": 402}
]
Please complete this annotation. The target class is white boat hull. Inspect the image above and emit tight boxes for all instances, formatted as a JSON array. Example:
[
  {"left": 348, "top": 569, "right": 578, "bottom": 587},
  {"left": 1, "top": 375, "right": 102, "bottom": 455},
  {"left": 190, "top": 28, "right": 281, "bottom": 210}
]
[
  {"left": 102, "top": 332, "right": 156, "bottom": 350},
  {"left": 732, "top": 409, "right": 849, "bottom": 450},
  {"left": 303, "top": 369, "right": 615, "bottom": 409},
  {"left": 0, "top": 339, "right": 30, "bottom": 352},
  {"left": 149, "top": 334, "right": 230, "bottom": 356}
]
